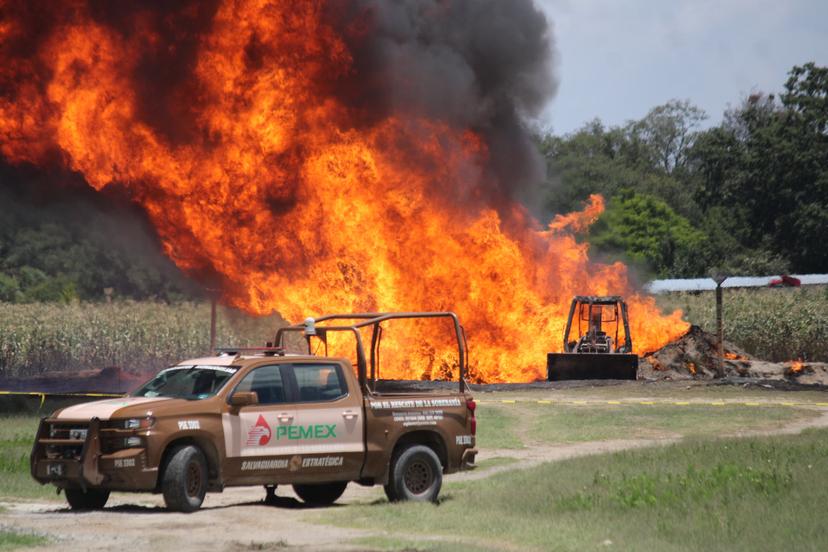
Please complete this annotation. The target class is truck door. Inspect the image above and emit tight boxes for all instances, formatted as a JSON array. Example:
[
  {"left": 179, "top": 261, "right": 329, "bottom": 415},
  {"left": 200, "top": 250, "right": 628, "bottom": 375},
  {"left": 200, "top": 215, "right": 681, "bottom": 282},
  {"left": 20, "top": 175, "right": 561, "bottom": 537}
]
[
  {"left": 283, "top": 362, "right": 364, "bottom": 480},
  {"left": 222, "top": 364, "right": 296, "bottom": 481}
]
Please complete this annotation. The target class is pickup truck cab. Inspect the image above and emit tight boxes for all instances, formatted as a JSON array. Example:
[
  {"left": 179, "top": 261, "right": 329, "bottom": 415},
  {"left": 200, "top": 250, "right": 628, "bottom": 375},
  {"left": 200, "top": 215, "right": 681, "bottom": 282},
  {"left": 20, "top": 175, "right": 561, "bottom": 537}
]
[{"left": 31, "top": 312, "right": 477, "bottom": 512}]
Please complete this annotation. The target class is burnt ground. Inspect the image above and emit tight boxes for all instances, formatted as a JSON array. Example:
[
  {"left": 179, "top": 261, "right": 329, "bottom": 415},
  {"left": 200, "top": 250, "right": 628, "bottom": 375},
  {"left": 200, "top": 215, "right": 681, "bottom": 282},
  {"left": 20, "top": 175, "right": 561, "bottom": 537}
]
[{"left": 377, "top": 376, "right": 828, "bottom": 394}]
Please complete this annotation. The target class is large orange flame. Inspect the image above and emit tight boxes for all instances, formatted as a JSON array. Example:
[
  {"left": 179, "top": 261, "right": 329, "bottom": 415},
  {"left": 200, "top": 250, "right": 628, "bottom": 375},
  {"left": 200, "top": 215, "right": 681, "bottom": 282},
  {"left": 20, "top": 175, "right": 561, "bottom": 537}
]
[{"left": 0, "top": 1, "right": 688, "bottom": 381}]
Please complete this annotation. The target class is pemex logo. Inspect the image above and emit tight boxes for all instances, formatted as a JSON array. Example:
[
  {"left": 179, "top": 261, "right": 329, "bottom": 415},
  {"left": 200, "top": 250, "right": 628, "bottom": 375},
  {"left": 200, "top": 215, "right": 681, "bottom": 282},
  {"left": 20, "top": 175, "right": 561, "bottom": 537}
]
[{"left": 246, "top": 415, "right": 272, "bottom": 446}]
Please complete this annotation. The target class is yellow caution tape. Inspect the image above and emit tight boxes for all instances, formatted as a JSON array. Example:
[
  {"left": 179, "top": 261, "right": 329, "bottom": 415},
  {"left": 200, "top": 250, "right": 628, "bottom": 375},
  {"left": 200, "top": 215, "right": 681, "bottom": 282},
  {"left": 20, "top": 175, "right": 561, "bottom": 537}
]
[
  {"left": 0, "top": 391, "right": 124, "bottom": 398},
  {"left": 0, "top": 390, "right": 125, "bottom": 411}
]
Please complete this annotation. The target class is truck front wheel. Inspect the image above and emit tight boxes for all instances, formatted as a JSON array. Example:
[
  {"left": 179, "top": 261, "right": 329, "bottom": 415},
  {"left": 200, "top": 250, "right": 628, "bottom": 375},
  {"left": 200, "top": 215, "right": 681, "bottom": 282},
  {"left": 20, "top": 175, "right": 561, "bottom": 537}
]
[
  {"left": 162, "top": 445, "right": 208, "bottom": 512},
  {"left": 65, "top": 488, "right": 110, "bottom": 510},
  {"left": 292, "top": 482, "right": 348, "bottom": 506},
  {"left": 384, "top": 444, "right": 442, "bottom": 503}
]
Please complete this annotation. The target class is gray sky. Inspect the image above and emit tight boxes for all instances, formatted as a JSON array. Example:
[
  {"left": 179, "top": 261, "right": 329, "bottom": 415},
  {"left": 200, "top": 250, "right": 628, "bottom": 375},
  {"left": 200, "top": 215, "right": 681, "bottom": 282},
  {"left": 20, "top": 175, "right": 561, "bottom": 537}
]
[{"left": 534, "top": 0, "right": 828, "bottom": 134}]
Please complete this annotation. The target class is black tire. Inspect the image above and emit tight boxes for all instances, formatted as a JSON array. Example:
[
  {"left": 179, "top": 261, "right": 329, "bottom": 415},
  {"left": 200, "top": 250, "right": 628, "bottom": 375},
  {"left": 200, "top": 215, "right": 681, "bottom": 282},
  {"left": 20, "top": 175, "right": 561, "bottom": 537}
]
[
  {"left": 65, "top": 488, "right": 110, "bottom": 510},
  {"left": 292, "top": 482, "right": 348, "bottom": 506},
  {"left": 162, "top": 445, "right": 208, "bottom": 513},
  {"left": 383, "top": 444, "right": 442, "bottom": 503},
  {"left": 383, "top": 479, "right": 399, "bottom": 503},
  {"left": 264, "top": 484, "right": 278, "bottom": 504}
]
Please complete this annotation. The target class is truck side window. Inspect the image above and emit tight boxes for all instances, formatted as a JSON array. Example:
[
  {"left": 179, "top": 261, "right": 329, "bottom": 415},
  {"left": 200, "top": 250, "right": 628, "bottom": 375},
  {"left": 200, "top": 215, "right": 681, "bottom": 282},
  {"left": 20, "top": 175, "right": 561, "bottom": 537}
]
[
  {"left": 293, "top": 364, "right": 347, "bottom": 402},
  {"left": 234, "top": 365, "right": 286, "bottom": 405}
]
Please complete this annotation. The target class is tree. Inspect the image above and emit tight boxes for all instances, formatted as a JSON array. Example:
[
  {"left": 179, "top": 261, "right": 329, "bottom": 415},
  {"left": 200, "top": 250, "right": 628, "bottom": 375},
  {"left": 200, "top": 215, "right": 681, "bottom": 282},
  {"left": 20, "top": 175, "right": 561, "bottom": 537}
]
[
  {"left": 588, "top": 190, "right": 707, "bottom": 277},
  {"left": 0, "top": 165, "right": 201, "bottom": 303},
  {"left": 783, "top": 62, "right": 828, "bottom": 135},
  {"left": 538, "top": 64, "right": 826, "bottom": 277},
  {"left": 626, "top": 99, "right": 708, "bottom": 175},
  {"left": 690, "top": 63, "right": 828, "bottom": 272},
  {"left": 538, "top": 114, "right": 696, "bottom": 218}
]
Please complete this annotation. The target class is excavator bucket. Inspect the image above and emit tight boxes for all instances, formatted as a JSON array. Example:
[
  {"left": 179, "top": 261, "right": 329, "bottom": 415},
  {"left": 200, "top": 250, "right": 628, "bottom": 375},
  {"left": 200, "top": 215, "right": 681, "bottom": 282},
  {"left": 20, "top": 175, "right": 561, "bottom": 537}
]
[
  {"left": 547, "top": 353, "right": 638, "bottom": 381},
  {"left": 547, "top": 295, "right": 640, "bottom": 381}
]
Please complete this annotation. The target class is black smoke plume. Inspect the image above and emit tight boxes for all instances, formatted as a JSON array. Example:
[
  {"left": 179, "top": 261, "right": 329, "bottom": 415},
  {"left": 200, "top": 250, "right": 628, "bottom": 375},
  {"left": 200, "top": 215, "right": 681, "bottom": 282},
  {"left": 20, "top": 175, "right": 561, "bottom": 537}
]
[{"left": 328, "top": 0, "right": 558, "bottom": 201}]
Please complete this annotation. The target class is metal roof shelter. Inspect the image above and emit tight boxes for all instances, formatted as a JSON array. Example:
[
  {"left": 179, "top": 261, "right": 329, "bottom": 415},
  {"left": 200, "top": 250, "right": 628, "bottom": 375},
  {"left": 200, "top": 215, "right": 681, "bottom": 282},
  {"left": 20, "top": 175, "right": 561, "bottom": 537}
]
[{"left": 645, "top": 274, "right": 828, "bottom": 294}]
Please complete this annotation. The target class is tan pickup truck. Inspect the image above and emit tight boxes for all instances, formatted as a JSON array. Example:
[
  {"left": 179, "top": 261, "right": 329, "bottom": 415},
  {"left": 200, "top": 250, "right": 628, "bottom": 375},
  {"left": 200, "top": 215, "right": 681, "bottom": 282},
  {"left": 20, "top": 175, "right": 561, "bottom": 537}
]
[{"left": 31, "top": 312, "right": 477, "bottom": 512}]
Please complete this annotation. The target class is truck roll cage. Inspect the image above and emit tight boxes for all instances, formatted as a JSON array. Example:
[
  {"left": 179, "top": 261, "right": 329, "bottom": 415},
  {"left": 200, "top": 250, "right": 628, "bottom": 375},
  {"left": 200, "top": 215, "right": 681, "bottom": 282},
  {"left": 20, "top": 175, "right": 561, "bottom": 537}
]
[{"left": 274, "top": 312, "right": 469, "bottom": 393}]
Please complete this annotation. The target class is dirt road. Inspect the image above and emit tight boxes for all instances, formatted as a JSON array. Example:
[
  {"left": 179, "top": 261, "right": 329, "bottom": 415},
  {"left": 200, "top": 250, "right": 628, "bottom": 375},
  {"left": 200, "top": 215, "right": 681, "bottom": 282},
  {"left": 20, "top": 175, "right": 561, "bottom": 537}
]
[{"left": 4, "top": 408, "right": 828, "bottom": 551}]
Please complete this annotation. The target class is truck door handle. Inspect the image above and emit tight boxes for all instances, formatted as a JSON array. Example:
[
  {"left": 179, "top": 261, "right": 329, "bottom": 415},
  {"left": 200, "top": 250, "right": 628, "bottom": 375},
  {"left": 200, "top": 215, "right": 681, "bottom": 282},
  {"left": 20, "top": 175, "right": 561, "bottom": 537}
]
[
  {"left": 277, "top": 413, "right": 293, "bottom": 423},
  {"left": 342, "top": 411, "right": 358, "bottom": 420}
]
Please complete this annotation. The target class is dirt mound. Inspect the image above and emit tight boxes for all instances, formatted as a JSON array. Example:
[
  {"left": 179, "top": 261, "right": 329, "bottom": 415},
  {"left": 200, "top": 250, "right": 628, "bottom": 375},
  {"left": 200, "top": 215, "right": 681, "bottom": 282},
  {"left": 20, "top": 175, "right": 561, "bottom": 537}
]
[
  {"left": 640, "top": 325, "right": 828, "bottom": 385},
  {"left": 639, "top": 325, "right": 751, "bottom": 379}
]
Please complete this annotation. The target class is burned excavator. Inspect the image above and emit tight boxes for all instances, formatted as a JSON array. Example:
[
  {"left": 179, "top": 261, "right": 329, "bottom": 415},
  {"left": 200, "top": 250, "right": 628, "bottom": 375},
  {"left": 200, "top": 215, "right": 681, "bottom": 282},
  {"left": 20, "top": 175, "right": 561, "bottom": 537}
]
[{"left": 547, "top": 296, "right": 639, "bottom": 380}]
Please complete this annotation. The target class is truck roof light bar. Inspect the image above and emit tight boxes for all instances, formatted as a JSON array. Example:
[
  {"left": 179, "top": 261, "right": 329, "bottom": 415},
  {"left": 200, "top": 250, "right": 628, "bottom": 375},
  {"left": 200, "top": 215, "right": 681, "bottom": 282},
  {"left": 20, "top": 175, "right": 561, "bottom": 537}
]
[{"left": 215, "top": 347, "right": 286, "bottom": 357}]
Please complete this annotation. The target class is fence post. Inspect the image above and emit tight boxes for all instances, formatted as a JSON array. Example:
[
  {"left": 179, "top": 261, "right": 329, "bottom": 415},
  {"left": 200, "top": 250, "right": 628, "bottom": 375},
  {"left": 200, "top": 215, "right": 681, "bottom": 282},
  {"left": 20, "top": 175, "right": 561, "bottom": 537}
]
[
  {"left": 209, "top": 296, "right": 217, "bottom": 354},
  {"left": 711, "top": 274, "right": 728, "bottom": 376}
]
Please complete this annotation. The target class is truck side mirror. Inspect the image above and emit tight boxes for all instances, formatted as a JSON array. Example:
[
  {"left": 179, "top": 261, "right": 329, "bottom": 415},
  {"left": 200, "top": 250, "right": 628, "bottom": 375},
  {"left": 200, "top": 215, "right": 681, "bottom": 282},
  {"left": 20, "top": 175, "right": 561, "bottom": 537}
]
[{"left": 229, "top": 391, "right": 259, "bottom": 408}]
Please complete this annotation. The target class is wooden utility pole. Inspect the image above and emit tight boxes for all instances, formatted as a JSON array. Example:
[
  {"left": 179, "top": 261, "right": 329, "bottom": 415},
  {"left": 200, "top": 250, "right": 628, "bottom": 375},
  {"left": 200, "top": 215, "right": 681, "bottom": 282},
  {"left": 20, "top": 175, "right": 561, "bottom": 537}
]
[{"left": 209, "top": 295, "right": 218, "bottom": 354}]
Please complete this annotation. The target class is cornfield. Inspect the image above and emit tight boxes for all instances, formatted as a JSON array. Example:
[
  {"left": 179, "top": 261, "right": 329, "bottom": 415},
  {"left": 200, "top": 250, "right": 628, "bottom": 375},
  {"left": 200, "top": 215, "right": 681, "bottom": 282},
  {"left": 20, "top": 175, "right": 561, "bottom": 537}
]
[
  {"left": 656, "top": 286, "right": 828, "bottom": 362},
  {"left": 0, "top": 302, "right": 284, "bottom": 378},
  {"left": 1, "top": 288, "right": 826, "bottom": 379}
]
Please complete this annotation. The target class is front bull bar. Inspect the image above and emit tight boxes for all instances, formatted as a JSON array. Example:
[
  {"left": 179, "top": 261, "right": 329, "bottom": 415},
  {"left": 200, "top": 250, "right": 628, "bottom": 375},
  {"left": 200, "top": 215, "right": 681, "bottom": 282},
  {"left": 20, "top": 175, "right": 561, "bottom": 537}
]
[{"left": 30, "top": 417, "right": 104, "bottom": 490}]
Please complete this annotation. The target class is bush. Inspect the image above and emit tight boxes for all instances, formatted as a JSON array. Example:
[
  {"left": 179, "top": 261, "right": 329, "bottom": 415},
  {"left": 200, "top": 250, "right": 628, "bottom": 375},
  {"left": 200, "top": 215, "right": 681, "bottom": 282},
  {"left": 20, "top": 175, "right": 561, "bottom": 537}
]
[
  {"left": 589, "top": 190, "right": 708, "bottom": 277},
  {"left": 0, "top": 273, "right": 20, "bottom": 303}
]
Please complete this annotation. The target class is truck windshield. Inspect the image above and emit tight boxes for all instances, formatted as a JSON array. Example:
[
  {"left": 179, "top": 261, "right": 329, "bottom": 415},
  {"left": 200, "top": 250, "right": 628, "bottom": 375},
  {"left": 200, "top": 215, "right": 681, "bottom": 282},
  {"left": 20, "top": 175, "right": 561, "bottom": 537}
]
[{"left": 132, "top": 365, "right": 239, "bottom": 400}]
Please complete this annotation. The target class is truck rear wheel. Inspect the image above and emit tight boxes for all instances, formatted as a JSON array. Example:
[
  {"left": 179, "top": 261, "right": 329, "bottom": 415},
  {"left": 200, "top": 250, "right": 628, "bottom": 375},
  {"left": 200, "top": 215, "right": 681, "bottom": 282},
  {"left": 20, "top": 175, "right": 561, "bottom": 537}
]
[
  {"left": 65, "top": 488, "right": 110, "bottom": 510},
  {"left": 384, "top": 444, "right": 442, "bottom": 503},
  {"left": 292, "top": 482, "right": 347, "bottom": 506},
  {"left": 162, "top": 445, "right": 208, "bottom": 512}
]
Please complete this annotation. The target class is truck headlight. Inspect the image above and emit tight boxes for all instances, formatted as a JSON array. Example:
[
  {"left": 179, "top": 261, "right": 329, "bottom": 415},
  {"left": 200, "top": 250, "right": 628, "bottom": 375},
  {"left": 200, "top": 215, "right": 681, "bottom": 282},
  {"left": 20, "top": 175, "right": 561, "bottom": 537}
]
[
  {"left": 123, "top": 417, "right": 155, "bottom": 430},
  {"left": 124, "top": 436, "right": 142, "bottom": 447}
]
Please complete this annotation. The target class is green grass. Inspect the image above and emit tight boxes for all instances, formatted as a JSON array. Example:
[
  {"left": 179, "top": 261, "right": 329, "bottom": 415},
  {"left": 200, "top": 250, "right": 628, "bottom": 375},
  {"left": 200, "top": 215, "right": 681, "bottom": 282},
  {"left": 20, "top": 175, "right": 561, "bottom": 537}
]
[
  {"left": 0, "top": 530, "right": 47, "bottom": 550},
  {"left": 351, "top": 535, "right": 505, "bottom": 551},
  {"left": 473, "top": 400, "right": 817, "bottom": 448},
  {"left": 527, "top": 404, "right": 813, "bottom": 443},
  {"left": 656, "top": 287, "right": 828, "bottom": 362},
  {"left": 475, "top": 405, "right": 525, "bottom": 449},
  {"left": 327, "top": 429, "right": 828, "bottom": 551},
  {"left": 0, "top": 416, "right": 56, "bottom": 499}
]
